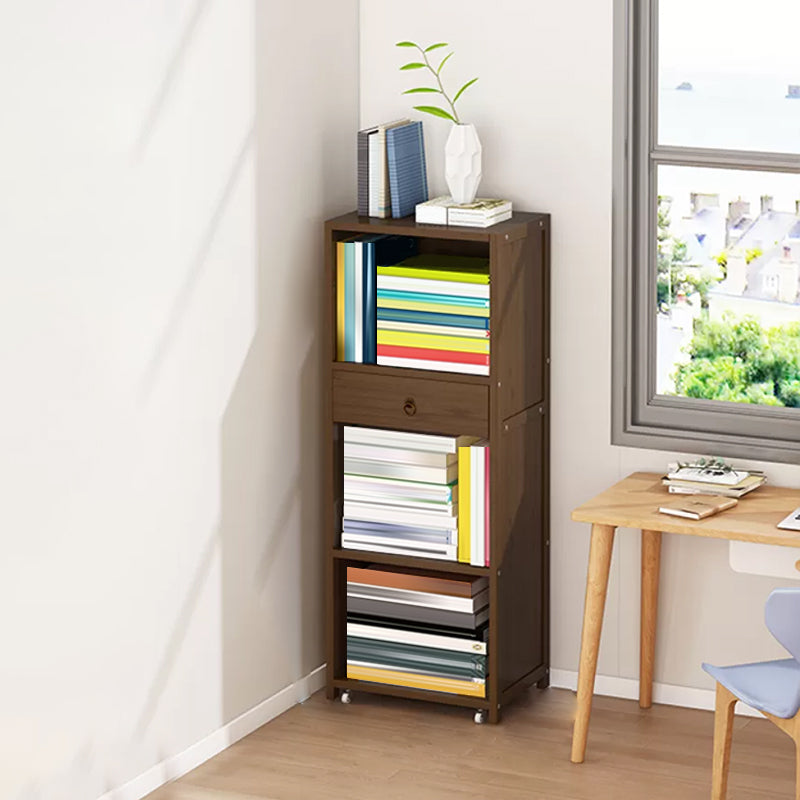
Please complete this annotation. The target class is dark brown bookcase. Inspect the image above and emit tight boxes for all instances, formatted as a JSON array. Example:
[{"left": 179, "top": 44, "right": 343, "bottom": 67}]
[{"left": 323, "top": 211, "right": 550, "bottom": 723}]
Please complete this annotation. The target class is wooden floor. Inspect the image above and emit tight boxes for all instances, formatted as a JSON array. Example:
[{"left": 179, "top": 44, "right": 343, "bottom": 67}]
[{"left": 146, "top": 687, "right": 796, "bottom": 800}]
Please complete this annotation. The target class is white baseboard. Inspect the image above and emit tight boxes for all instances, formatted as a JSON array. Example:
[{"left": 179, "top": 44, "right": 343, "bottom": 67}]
[
  {"left": 97, "top": 664, "right": 327, "bottom": 800},
  {"left": 550, "top": 669, "right": 762, "bottom": 718}
]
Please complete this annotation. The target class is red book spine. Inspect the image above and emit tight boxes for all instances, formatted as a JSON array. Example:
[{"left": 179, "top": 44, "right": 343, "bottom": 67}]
[{"left": 377, "top": 344, "right": 490, "bottom": 366}]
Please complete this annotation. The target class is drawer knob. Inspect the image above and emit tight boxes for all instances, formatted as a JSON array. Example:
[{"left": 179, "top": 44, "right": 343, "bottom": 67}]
[
  {"left": 795, "top": 559, "right": 800, "bottom": 573},
  {"left": 403, "top": 398, "right": 417, "bottom": 417}
]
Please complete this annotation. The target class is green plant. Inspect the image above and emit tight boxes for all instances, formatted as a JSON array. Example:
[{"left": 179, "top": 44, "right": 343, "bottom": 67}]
[{"left": 396, "top": 41, "right": 478, "bottom": 124}]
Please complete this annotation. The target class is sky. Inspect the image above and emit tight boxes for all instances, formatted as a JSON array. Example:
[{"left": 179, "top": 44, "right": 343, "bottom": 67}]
[{"left": 659, "top": 0, "right": 800, "bottom": 79}]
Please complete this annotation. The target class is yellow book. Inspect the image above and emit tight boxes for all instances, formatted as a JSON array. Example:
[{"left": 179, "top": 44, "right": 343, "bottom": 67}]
[
  {"left": 347, "top": 664, "right": 485, "bottom": 697},
  {"left": 336, "top": 241, "right": 345, "bottom": 360},
  {"left": 458, "top": 446, "right": 471, "bottom": 563},
  {"left": 377, "top": 297, "right": 490, "bottom": 318},
  {"left": 377, "top": 329, "right": 491, "bottom": 354}
]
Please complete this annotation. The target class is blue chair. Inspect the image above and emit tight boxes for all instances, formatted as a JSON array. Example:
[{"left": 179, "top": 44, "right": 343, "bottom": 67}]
[{"left": 703, "top": 588, "right": 800, "bottom": 800}]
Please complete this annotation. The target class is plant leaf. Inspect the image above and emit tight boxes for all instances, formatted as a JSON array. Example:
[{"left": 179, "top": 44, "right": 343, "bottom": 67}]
[
  {"left": 425, "top": 42, "right": 448, "bottom": 52},
  {"left": 396, "top": 41, "right": 419, "bottom": 47},
  {"left": 413, "top": 105, "right": 457, "bottom": 123},
  {"left": 400, "top": 62, "right": 427, "bottom": 70},
  {"left": 453, "top": 77, "right": 479, "bottom": 104},
  {"left": 402, "top": 87, "right": 440, "bottom": 94},
  {"left": 436, "top": 52, "right": 453, "bottom": 75}
]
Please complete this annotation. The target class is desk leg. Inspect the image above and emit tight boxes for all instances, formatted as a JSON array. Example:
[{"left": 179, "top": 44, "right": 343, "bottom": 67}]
[
  {"left": 639, "top": 529, "right": 662, "bottom": 709},
  {"left": 571, "top": 523, "right": 616, "bottom": 764}
]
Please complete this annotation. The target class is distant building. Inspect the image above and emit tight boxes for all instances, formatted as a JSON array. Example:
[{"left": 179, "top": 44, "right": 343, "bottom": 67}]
[{"left": 709, "top": 197, "right": 800, "bottom": 327}]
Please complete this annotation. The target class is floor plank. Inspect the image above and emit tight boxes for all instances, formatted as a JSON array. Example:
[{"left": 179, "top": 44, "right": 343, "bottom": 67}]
[{"left": 146, "top": 688, "right": 796, "bottom": 800}]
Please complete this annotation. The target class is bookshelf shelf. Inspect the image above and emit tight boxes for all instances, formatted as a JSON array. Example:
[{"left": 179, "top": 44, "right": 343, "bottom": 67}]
[
  {"left": 324, "top": 211, "right": 550, "bottom": 724},
  {"left": 332, "top": 547, "right": 491, "bottom": 577}
]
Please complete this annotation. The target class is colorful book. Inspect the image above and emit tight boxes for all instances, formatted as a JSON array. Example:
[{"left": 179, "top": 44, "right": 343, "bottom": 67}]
[
  {"left": 386, "top": 121, "right": 429, "bottom": 218},
  {"left": 377, "top": 297, "right": 490, "bottom": 318},
  {"left": 346, "top": 664, "right": 485, "bottom": 697},
  {"left": 346, "top": 583, "right": 489, "bottom": 614},
  {"left": 378, "top": 254, "right": 490, "bottom": 284},
  {"left": 340, "top": 536, "right": 457, "bottom": 560},
  {"left": 376, "top": 344, "right": 489, "bottom": 366},
  {"left": 336, "top": 241, "right": 345, "bottom": 359},
  {"left": 342, "top": 501, "right": 458, "bottom": 530},
  {"left": 344, "top": 427, "right": 473, "bottom": 453},
  {"left": 377, "top": 288, "right": 489, "bottom": 308},
  {"left": 377, "top": 355, "right": 489, "bottom": 376},
  {"left": 354, "top": 241, "right": 363, "bottom": 362},
  {"left": 377, "top": 275, "right": 490, "bottom": 299},
  {"left": 376, "top": 329, "right": 490, "bottom": 354},
  {"left": 343, "top": 442, "right": 459, "bottom": 468},
  {"left": 356, "top": 126, "right": 375, "bottom": 216},
  {"left": 346, "top": 566, "right": 487, "bottom": 597},
  {"left": 347, "top": 639, "right": 486, "bottom": 679},
  {"left": 378, "top": 320, "right": 490, "bottom": 339},
  {"left": 484, "top": 446, "right": 491, "bottom": 567},
  {"left": 376, "top": 307, "right": 490, "bottom": 330},
  {"left": 347, "top": 621, "right": 488, "bottom": 655},
  {"left": 344, "top": 240, "right": 355, "bottom": 361},
  {"left": 458, "top": 445, "right": 471, "bottom": 563}
]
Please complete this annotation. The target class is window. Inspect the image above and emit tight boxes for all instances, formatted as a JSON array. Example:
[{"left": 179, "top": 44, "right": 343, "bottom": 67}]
[{"left": 612, "top": 0, "right": 800, "bottom": 463}]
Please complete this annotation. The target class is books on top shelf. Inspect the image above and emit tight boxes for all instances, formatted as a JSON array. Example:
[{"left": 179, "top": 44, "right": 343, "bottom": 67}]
[
  {"left": 357, "top": 120, "right": 429, "bottom": 219},
  {"left": 662, "top": 464, "right": 766, "bottom": 498},
  {"left": 336, "top": 235, "right": 418, "bottom": 364},
  {"left": 346, "top": 565, "right": 488, "bottom": 697},
  {"left": 416, "top": 196, "right": 513, "bottom": 228},
  {"left": 375, "top": 253, "right": 491, "bottom": 376}
]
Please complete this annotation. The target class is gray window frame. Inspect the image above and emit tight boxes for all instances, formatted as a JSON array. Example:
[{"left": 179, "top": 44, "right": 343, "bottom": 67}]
[{"left": 611, "top": 0, "right": 800, "bottom": 465}]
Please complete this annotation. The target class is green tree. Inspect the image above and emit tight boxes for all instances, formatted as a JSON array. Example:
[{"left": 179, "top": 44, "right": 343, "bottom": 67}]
[{"left": 674, "top": 314, "right": 800, "bottom": 406}]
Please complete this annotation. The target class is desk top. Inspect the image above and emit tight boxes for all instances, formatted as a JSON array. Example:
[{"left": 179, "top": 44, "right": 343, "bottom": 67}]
[{"left": 572, "top": 472, "right": 800, "bottom": 547}]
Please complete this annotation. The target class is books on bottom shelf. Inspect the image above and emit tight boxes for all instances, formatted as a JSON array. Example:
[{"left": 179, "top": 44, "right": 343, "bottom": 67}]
[
  {"left": 346, "top": 566, "right": 488, "bottom": 697},
  {"left": 416, "top": 196, "right": 512, "bottom": 228},
  {"left": 458, "top": 441, "right": 490, "bottom": 567}
]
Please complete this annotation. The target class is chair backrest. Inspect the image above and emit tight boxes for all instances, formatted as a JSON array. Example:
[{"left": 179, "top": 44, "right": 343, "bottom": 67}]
[{"left": 766, "top": 588, "right": 800, "bottom": 663}]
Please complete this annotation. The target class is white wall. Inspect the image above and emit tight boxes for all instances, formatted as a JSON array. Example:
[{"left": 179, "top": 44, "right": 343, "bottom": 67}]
[
  {"left": 0, "top": 1, "right": 357, "bottom": 797},
  {"left": 360, "top": 0, "right": 800, "bottom": 692}
]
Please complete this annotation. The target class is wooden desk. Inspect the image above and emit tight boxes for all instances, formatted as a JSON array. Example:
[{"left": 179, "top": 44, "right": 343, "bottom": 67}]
[{"left": 570, "top": 471, "right": 800, "bottom": 764}]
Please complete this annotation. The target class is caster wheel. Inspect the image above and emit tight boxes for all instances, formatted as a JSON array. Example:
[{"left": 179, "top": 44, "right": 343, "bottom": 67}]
[
  {"left": 474, "top": 710, "right": 486, "bottom": 724},
  {"left": 341, "top": 690, "right": 352, "bottom": 705}
]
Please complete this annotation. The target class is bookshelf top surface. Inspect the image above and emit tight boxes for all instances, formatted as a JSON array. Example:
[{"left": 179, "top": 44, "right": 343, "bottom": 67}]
[{"left": 326, "top": 211, "right": 548, "bottom": 241}]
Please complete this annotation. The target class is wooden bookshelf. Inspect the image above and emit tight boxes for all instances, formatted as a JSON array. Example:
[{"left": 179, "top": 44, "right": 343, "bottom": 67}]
[{"left": 324, "top": 211, "right": 550, "bottom": 723}]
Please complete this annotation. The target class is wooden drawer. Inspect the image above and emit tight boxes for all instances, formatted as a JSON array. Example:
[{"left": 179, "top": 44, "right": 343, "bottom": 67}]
[{"left": 332, "top": 370, "right": 489, "bottom": 438}]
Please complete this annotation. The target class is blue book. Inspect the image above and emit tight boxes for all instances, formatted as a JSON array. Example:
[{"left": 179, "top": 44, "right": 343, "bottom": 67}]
[
  {"left": 377, "top": 288, "right": 490, "bottom": 308},
  {"left": 344, "top": 241, "right": 356, "bottom": 361},
  {"left": 376, "top": 307, "right": 490, "bottom": 330},
  {"left": 386, "top": 121, "right": 429, "bottom": 218},
  {"left": 377, "top": 307, "right": 490, "bottom": 330},
  {"left": 355, "top": 235, "right": 420, "bottom": 364}
]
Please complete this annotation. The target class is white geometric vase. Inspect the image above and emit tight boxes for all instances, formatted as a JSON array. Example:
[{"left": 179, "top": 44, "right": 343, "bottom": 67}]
[{"left": 445, "top": 123, "right": 482, "bottom": 204}]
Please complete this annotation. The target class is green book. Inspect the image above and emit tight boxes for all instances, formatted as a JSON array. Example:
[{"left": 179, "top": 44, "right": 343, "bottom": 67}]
[{"left": 378, "top": 254, "right": 490, "bottom": 284}]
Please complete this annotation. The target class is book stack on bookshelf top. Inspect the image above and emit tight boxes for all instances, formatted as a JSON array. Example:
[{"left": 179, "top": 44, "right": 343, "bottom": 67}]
[{"left": 358, "top": 120, "right": 428, "bottom": 219}]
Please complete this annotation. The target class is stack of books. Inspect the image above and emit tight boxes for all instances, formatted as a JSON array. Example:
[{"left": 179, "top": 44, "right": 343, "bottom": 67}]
[
  {"left": 341, "top": 427, "right": 475, "bottom": 560},
  {"left": 376, "top": 254, "right": 491, "bottom": 375},
  {"left": 458, "top": 441, "right": 490, "bottom": 567},
  {"left": 346, "top": 565, "right": 488, "bottom": 697},
  {"left": 663, "top": 465, "right": 766, "bottom": 498},
  {"left": 357, "top": 120, "right": 428, "bottom": 219},
  {"left": 336, "top": 235, "right": 417, "bottom": 363},
  {"left": 416, "top": 196, "right": 513, "bottom": 228}
]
